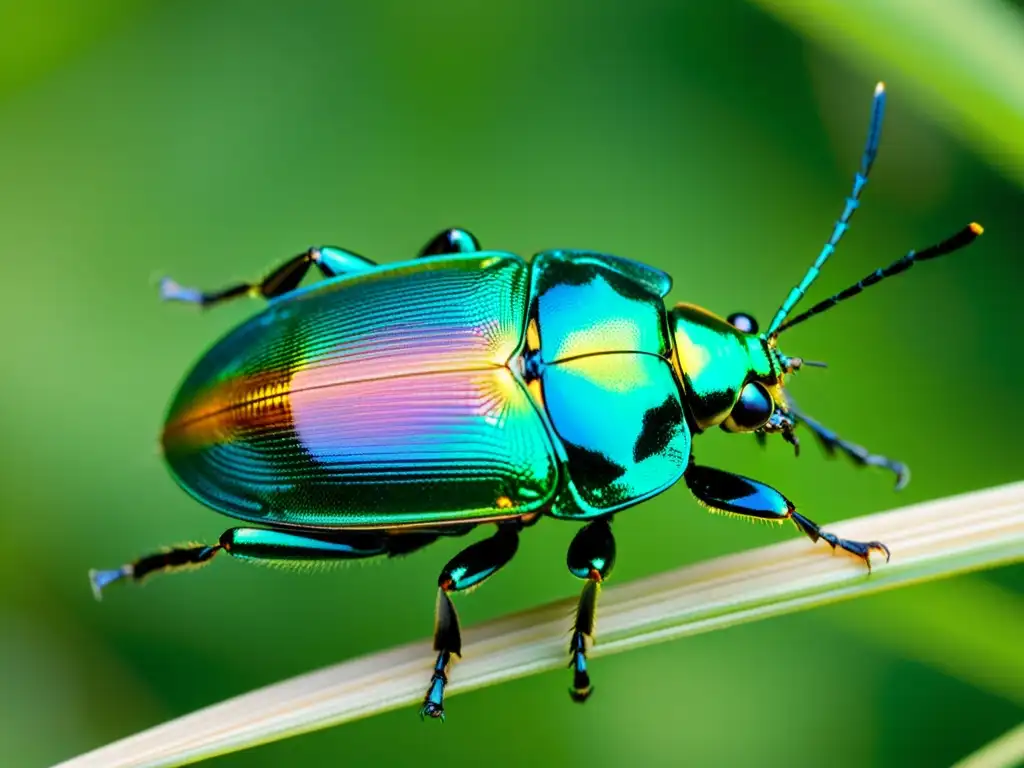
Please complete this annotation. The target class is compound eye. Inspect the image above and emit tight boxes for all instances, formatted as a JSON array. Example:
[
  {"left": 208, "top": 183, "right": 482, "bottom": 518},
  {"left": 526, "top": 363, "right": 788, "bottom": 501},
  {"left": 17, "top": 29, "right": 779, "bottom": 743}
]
[
  {"left": 724, "top": 381, "right": 774, "bottom": 432},
  {"left": 727, "top": 312, "right": 759, "bottom": 334}
]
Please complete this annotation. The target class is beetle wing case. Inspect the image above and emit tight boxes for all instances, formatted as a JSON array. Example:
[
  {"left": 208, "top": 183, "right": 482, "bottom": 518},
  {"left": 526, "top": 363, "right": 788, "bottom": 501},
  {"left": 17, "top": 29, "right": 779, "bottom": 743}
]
[{"left": 161, "top": 254, "right": 558, "bottom": 529}]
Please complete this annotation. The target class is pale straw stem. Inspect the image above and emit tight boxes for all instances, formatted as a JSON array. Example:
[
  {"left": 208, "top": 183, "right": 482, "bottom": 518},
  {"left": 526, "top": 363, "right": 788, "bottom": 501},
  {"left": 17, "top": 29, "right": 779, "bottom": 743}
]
[
  {"left": 951, "top": 721, "right": 1024, "bottom": 768},
  {"left": 57, "top": 482, "right": 1024, "bottom": 768}
]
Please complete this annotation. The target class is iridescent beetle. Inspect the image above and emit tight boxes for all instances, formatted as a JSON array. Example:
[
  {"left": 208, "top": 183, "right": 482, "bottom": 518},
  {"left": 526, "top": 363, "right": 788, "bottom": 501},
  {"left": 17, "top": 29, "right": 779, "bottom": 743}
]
[{"left": 92, "top": 83, "right": 982, "bottom": 719}]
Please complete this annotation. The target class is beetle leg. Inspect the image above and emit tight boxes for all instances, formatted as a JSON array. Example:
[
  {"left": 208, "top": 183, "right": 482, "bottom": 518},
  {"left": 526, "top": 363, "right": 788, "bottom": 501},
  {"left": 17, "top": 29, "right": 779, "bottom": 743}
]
[
  {"left": 787, "top": 401, "right": 910, "bottom": 490},
  {"left": 89, "top": 542, "right": 223, "bottom": 600},
  {"left": 684, "top": 464, "right": 890, "bottom": 571},
  {"left": 160, "top": 246, "right": 377, "bottom": 307},
  {"left": 565, "top": 519, "right": 615, "bottom": 703},
  {"left": 88, "top": 527, "right": 445, "bottom": 600},
  {"left": 421, "top": 524, "right": 519, "bottom": 721},
  {"left": 417, "top": 228, "right": 480, "bottom": 257}
]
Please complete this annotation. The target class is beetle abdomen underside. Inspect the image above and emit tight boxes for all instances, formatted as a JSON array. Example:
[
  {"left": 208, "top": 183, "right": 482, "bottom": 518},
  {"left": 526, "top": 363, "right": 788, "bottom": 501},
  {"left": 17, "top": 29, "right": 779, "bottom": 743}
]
[{"left": 162, "top": 254, "right": 559, "bottom": 528}]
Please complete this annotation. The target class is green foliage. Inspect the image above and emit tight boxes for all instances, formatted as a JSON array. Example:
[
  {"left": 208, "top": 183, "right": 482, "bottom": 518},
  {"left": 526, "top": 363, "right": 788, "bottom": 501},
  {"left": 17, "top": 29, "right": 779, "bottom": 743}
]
[
  {"left": 0, "top": 1, "right": 1021, "bottom": 766},
  {"left": 753, "top": 0, "right": 1024, "bottom": 184}
]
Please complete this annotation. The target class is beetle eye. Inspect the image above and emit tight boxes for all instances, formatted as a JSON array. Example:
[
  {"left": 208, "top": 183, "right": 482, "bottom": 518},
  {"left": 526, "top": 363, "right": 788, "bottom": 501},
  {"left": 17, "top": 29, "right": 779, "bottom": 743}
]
[
  {"left": 723, "top": 381, "right": 774, "bottom": 432},
  {"left": 727, "top": 312, "right": 759, "bottom": 334}
]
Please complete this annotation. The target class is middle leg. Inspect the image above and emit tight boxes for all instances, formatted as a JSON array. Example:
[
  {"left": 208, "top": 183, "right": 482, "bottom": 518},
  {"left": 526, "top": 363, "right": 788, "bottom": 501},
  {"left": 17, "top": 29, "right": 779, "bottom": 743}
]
[
  {"left": 421, "top": 523, "right": 520, "bottom": 721},
  {"left": 565, "top": 518, "right": 616, "bottom": 702},
  {"left": 417, "top": 228, "right": 480, "bottom": 257}
]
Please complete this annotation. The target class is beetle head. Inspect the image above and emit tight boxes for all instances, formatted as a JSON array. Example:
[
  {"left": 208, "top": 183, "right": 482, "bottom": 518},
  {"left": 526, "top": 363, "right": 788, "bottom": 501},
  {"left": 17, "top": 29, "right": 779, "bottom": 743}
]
[{"left": 668, "top": 304, "right": 794, "bottom": 443}]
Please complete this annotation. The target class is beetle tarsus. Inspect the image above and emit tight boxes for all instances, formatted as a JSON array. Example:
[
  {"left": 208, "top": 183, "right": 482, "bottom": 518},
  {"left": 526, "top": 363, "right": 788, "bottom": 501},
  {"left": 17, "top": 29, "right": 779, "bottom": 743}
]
[
  {"left": 88, "top": 565, "right": 133, "bottom": 600},
  {"left": 891, "top": 463, "right": 911, "bottom": 492},
  {"left": 91, "top": 543, "right": 222, "bottom": 599},
  {"left": 420, "top": 650, "right": 451, "bottom": 722},
  {"left": 159, "top": 277, "right": 206, "bottom": 305},
  {"left": 819, "top": 532, "right": 891, "bottom": 572},
  {"left": 791, "top": 511, "right": 890, "bottom": 572},
  {"left": 568, "top": 686, "right": 593, "bottom": 704},
  {"left": 568, "top": 631, "right": 593, "bottom": 703},
  {"left": 419, "top": 703, "right": 445, "bottom": 722}
]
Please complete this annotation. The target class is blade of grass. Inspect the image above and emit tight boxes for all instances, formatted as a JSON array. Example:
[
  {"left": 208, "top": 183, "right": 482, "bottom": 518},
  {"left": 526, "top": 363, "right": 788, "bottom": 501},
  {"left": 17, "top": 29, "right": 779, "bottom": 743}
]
[
  {"left": 58, "top": 482, "right": 1024, "bottom": 768},
  {"left": 952, "top": 721, "right": 1024, "bottom": 768},
  {"left": 828, "top": 575, "right": 1024, "bottom": 705},
  {"left": 749, "top": 0, "right": 1024, "bottom": 185}
]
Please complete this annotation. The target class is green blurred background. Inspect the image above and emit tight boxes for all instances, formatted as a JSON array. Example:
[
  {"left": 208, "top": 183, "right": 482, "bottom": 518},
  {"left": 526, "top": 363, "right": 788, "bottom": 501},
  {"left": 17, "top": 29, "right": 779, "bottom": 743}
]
[{"left": 1, "top": 1, "right": 1021, "bottom": 766}]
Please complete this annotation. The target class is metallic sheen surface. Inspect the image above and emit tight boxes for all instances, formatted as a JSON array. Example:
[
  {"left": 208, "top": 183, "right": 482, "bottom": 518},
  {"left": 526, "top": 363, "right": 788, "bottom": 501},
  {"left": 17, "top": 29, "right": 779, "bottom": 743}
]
[
  {"left": 223, "top": 527, "right": 387, "bottom": 562},
  {"left": 163, "top": 254, "right": 559, "bottom": 528},
  {"left": 160, "top": 249, "right": 768, "bottom": 530},
  {"left": 527, "top": 251, "right": 689, "bottom": 518},
  {"left": 685, "top": 465, "right": 794, "bottom": 519},
  {"left": 669, "top": 303, "right": 778, "bottom": 431},
  {"left": 543, "top": 354, "right": 689, "bottom": 516},
  {"left": 529, "top": 250, "right": 674, "bottom": 363}
]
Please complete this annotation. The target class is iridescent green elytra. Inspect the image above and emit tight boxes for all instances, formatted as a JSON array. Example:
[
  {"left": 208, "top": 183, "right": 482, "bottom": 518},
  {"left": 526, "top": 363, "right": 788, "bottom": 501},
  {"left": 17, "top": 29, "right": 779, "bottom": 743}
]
[{"left": 91, "top": 83, "right": 983, "bottom": 720}]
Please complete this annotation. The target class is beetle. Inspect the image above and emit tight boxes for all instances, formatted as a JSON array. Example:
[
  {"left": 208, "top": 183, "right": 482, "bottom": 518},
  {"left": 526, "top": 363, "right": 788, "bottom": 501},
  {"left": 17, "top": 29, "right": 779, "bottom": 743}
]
[{"left": 91, "top": 82, "right": 982, "bottom": 720}]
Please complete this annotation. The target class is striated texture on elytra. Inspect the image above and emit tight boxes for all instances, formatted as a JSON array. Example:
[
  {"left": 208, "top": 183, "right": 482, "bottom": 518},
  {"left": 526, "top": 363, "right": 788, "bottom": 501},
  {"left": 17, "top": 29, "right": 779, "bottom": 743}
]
[{"left": 161, "top": 254, "right": 558, "bottom": 528}]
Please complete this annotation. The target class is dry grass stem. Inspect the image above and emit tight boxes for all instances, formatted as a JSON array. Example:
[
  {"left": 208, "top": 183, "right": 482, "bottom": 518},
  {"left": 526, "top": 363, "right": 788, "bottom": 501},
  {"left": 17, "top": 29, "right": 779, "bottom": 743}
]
[
  {"left": 57, "top": 482, "right": 1024, "bottom": 768},
  {"left": 952, "top": 721, "right": 1024, "bottom": 768}
]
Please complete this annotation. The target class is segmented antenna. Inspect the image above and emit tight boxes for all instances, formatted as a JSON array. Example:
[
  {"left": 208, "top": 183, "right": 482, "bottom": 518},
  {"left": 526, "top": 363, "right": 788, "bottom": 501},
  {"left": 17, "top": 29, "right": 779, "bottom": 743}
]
[
  {"left": 766, "top": 82, "right": 887, "bottom": 336},
  {"left": 774, "top": 223, "right": 983, "bottom": 333}
]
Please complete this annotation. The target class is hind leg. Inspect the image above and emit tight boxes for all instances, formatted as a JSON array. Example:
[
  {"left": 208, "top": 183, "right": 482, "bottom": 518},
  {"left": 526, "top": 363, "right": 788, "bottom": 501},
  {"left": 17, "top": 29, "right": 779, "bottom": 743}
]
[
  {"left": 160, "top": 245, "right": 377, "bottom": 308},
  {"left": 92, "top": 523, "right": 518, "bottom": 721},
  {"left": 88, "top": 526, "right": 438, "bottom": 599}
]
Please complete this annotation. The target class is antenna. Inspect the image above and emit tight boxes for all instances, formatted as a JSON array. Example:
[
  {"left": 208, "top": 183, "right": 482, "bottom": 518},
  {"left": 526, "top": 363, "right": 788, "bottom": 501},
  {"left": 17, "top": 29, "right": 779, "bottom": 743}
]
[
  {"left": 766, "top": 82, "right": 887, "bottom": 336},
  {"left": 774, "top": 223, "right": 983, "bottom": 334}
]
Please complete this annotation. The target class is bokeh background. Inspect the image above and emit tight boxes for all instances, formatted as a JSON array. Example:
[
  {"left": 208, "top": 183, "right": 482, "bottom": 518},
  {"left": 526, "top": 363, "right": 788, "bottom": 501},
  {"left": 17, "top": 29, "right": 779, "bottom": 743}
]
[{"left": 1, "top": 1, "right": 1022, "bottom": 766}]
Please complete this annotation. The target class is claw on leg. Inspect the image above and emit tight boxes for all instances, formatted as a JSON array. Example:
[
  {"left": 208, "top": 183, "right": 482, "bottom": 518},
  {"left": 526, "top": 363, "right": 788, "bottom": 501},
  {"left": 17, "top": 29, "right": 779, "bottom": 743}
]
[
  {"left": 685, "top": 464, "right": 891, "bottom": 572},
  {"left": 420, "top": 648, "right": 451, "bottom": 722},
  {"left": 88, "top": 565, "right": 132, "bottom": 600},
  {"left": 159, "top": 277, "right": 207, "bottom": 304},
  {"left": 792, "top": 511, "right": 890, "bottom": 571},
  {"left": 88, "top": 543, "right": 221, "bottom": 600}
]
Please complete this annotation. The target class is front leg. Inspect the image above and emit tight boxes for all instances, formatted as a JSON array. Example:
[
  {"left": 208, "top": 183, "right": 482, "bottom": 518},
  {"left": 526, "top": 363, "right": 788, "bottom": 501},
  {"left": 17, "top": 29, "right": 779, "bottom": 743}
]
[
  {"left": 684, "top": 464, "right": 890, "bottom": 571},
  {"left": 788, "top": 400, "right": 909, "bottom": 490}
]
